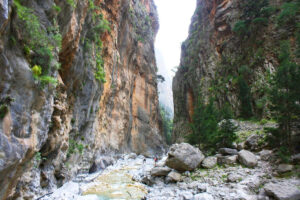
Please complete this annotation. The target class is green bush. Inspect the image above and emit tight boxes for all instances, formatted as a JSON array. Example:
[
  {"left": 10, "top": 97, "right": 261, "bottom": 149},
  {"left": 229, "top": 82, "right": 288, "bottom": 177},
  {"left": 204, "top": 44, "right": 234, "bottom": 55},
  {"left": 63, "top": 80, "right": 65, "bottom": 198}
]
[
  {"left": 0, "top": 105, "right": 8, "bottom": 119},
  {"left": 233, "top": 20, "right": 248, "bottom": 36},
  {"left": 160, "top": 105, "right": 173, "bottom": 145},
  {"left": 252, "top": 17, "right": 268, "bottom": 26},
  {"left": 237, "top": 76, "right": 253, "bottom": 119},
  {"left": 277, "top": 2, "right": 299, "bottom": 25},
  {"left": 66, "top": 0, "right": 76, "bottom": 8}
]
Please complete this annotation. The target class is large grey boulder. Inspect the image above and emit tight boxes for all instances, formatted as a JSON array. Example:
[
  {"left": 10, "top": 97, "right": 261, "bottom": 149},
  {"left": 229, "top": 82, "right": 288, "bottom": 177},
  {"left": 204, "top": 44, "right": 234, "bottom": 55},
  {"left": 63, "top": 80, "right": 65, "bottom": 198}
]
[
  {"left": 277, "top": 164, "right": 293, "bottom": 174},
  {"left": 150, "top": 167, "right": 172, "bottom": 176},
  {"left": 219, "top": 148, "right": 238, "bottom": 155},
  {"left": 217, "top": 155, "right": 238, "bottom": 165},
  {"left": 202, "top": 156, "right": 217, "bottom": 169},
  {"left": 259, "top": 150, "right": 273, "bottom": 161},
  {"left": 166, "top": 171, "right": 182, "bottom": 182},
  {"left": 238, "top": 150, "right": 258, "bottom": 167},
  {"left": 165, "top": 143, "right": 205, "bottom": 171},
  {"left": 264, "top": 183, "right": 300, "bottom": 200}
]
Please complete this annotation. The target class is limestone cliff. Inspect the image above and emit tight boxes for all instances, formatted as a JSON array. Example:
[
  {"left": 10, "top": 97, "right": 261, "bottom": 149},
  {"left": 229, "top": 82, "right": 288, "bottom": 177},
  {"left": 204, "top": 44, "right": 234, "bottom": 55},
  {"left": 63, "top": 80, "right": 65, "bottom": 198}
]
[
  {"left": 173, "top": 0, "right": 299, "bottom": 142},
  {"left": 0, "top": 0, "right": 164, "bottom": 199}
]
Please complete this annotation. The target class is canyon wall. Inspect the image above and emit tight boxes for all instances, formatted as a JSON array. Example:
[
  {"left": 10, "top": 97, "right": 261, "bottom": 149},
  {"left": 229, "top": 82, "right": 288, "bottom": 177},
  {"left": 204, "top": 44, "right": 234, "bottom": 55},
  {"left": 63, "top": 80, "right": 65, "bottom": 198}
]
[
  {"left": 0, "top": 0, "right": 164, "bottom": 199},
  {"left": 173, "top": 0, "right": 299, "bottom": 142}
]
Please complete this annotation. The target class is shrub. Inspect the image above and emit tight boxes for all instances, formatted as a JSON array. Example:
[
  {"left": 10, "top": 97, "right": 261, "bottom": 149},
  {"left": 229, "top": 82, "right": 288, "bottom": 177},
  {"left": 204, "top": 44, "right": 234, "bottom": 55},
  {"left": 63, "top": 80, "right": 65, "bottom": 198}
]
[
  {"left": 160, "top": 105, "right": 173, "bottom": 145},
  {"left": 66, "top": 0, "right": 76, "bottom": 8},
  {"left": 0, "top": 105, "right": 8, "bottom": 119},
  {"left": 277, "top": 2, "right": 299, "bottom": 25},
  {"left": 39, "top": 76, "right": 58, "bottom": 86},
  {"left": 233, "top": 20, "right": 248, "bottom": 36},
  {"left": 252, "top": 17, "right": 268, "bottom": 26},
  {"left": 32, "top": 65, "right": 42, "bottom": 77}
]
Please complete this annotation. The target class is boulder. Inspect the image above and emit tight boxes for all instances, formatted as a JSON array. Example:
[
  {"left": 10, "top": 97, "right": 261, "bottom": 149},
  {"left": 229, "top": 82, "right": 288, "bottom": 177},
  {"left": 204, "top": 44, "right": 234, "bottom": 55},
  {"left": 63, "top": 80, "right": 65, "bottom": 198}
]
[
  {"left": 166, "top": 171, "right": 182, "bottom": 182},
  {"left": 238, "top": 150, "right": 257, "bottom": 167},
  {"left": 291, "top": 153, "right": 300, "bottom": 164},
  {"left": 245, "top": 134, "right": 262, "bottom": 150},
  {"left": 165, "top": 143, "right": 205, "bottom": 171},
  {"left": 227, "top": 173, "right": 242, "bottom": 183},
  {"left": 237, "top": 142, "right": 245, "bottom": 150},
  {"left": 219, "top": 148, "right": 238, "bottom": 155},
  {"left": 217, "top": 155, "right": 238, "bottom": 165},
  {"left": 150, "top": 167, "right": 172, "bottom": 176},
  {"left": 181, "top": 191, "right": 194, "bottom": 200},
  {"left": 202, "top": 156, "right": 217, "bottom": 169},
  {"left": 277, "top": 164, "right": 293, "bottom": 174},
  {"left": 264, "top": 183, "right": 300, "bottom": 200},
  {"left": 259, "top": 150, "right": 273, "bottom": 161}
]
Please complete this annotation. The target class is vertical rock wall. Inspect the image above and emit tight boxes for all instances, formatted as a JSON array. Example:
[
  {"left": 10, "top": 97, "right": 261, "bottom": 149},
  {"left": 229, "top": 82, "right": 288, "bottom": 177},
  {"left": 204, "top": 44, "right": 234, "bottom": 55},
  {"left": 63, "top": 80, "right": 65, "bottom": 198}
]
[
  {"left": 0, "top": 0, "right": 164, "bottom": 199},
  {"left": 173, "top": 0, "right": 299, "bottom": 142}
]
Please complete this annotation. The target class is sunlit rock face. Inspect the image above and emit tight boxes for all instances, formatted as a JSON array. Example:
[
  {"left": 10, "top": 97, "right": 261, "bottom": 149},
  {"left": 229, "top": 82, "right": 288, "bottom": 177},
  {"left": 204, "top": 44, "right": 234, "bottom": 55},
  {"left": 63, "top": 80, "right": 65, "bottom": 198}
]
[
  {"left": 173, "top": 0, "right": 299, "bottom": 142},
  {"left": 0, "top": 0, "right": 164, "bottom": 199}
]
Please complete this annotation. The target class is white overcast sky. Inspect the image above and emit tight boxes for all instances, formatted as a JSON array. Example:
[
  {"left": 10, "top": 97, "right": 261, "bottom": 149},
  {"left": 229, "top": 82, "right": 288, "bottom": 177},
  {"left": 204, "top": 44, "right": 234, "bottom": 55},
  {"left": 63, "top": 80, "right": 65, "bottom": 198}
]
[
  {"left": 154, "top": 0, "right": 196, "bottom": 111},
  {"left": 154, "top": 0, "right": 196, "bottom": 77}
]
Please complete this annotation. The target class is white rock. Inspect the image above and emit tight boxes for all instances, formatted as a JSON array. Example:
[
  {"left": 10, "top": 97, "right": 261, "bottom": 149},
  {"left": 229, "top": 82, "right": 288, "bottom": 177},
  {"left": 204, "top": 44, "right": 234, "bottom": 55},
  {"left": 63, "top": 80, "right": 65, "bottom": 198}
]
[
  {"left": 238, "top": 150, "right": 258, "bottom": 167},
  {"left": 277, "top": 164, "right": 293, "bottom": 174},
  {"left": 167, "top": 171, "right": 182, "bottom": 182},
  {"left": 194, "top": 193, "right": 214, "bottom": 200},
  {"left": 202, "top": 156, "right": 217, "bottom": 169},
  {"left": 166, "top": 143, "right": 205, "bottom": 171},
  {"left": 264, "top": 183, "right": 300, "bottom": 200}
]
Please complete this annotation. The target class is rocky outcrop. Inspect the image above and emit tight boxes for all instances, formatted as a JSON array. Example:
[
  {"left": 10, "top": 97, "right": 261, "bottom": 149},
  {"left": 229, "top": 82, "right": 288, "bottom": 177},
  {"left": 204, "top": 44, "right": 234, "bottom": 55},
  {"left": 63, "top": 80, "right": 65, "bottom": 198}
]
[
  {"left": 0, "top": 0, "right": 164, "bottom": 199},
  {"left": 172, "top": 0, "right": 300, "bottom": 142},
  {"left": 165, "top": 143, "right": 205, "bottom": 171}
]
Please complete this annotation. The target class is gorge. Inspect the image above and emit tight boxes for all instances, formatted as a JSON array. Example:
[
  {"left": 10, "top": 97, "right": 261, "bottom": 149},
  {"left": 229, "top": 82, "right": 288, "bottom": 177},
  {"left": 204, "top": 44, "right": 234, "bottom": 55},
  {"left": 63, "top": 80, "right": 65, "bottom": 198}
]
[{"left": 0, "top": 0, "right": 300, "bottom": 199}]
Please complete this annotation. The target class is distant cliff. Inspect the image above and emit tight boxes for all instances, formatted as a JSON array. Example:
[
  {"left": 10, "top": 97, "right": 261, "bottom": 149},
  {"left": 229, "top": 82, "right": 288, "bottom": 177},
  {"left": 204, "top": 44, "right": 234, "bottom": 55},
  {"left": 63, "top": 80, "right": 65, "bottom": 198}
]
[
  {"left": 173, "top": 0, "right": 299, "bottom": 142},
  {"left": 0, "top": 0, "right": 164, "bottom": 199}
]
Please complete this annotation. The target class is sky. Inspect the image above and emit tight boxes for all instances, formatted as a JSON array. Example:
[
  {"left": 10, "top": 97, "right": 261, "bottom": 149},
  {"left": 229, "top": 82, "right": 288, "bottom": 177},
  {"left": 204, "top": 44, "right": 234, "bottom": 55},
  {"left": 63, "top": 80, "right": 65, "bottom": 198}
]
[{"left": 154, "top": 0, "right": 196, "bottom": 112}]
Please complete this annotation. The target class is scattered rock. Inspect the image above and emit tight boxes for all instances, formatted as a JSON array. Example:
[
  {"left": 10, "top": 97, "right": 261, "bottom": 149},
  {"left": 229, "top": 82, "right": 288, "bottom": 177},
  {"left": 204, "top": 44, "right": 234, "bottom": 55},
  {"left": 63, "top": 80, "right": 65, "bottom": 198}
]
[
  {"left": 291, "top": 154, "right": 300, "bottom": 164},
  {"left": 245, "top": 134, "right": 262, "bottom": 150},
  {"left": 150, "top": 167, "right": 172, "bottom": 176},
  {"left": 219, "top": 148, "right": 238, "bottom": 155},
  {"left": 166, "top": 171, "right": 182, "bottom": 182},
  {"left": 238, "top": 150, "right": 258, "bottom": 167},
  {"left": 227, "top": 173, "right": 242, "bottom": 183},
  {"left": 237, "top": 142, "right": 245, "bottom": 150},
  {"left": 127, "top": 153, "right": 137, "bottom": 159},
  {"left": 194, "top": 193, "right": 214, "bottom": 200},
  {"left": 259, "top": 150, "right": 273, "bottom": 161},
  {"left": 165, "top": 143, "right": 205, "bottom": 171},
  {"left": 141, "top": 175, "right": 155, "bottom": 186},
  {"left": 202, "top": 156, "right": 217, "bottom": 169},
  {"left": 277, "top": 164, "right": 293, "bottom": 174},
  {"left": 217, "top": 155, "right": 238, "bottom": 165},
  {"left": 188, "top": 182, "right": 208, "bottom": 192},
  {"left": 181, "top": 191, "right": 194, "bottom": 200},
  {"left": 264, "top": 183, "right": 300, "bottom": 200}
]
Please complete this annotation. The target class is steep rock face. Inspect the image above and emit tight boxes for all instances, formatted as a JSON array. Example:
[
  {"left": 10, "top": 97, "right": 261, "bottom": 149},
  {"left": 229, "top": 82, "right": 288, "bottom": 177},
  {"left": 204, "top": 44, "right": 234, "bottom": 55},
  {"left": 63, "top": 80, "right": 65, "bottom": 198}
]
[
  {"left": 173, "top": 0, "right": 299, "bottom": 142},
  {"left": 0, "top": 0, "right": 163, "bottom": 199}
]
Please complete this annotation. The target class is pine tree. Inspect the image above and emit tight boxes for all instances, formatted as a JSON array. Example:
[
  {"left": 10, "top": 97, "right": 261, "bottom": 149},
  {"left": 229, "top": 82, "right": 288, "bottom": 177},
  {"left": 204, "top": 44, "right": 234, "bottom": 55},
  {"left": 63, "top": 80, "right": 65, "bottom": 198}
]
[
  {"left": 217, "top": 103, "right": 238, "bottom": 148},
  {"left": 270, "top": 40, "right": 300, "bottom": 149}
]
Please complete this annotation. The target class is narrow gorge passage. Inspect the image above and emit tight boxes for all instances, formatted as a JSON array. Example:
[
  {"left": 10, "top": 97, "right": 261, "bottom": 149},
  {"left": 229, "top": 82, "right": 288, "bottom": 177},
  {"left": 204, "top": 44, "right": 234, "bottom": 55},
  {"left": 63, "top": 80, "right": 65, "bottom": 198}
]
[{"left": 0, "top": 0, "right": 300, "bottom": 200}]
